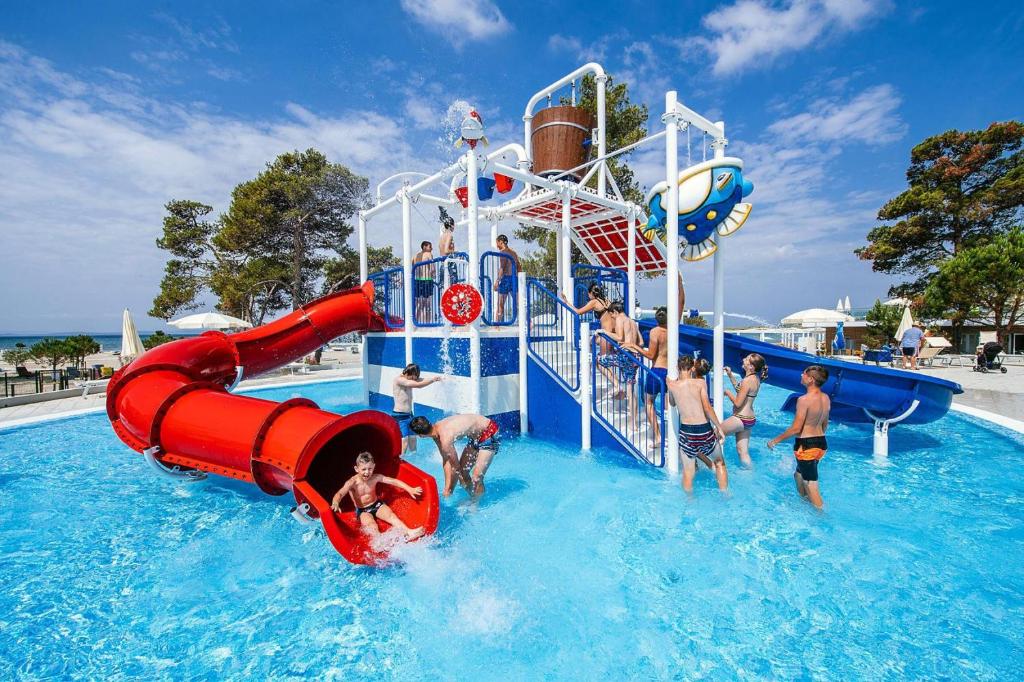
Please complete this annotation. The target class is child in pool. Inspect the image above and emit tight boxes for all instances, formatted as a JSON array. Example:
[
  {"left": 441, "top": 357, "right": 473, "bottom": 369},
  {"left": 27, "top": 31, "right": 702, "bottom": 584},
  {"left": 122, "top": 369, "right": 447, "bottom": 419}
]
[
  {"left": 410, "top": 413, "right": 500, "bottom": 498},
  {"left": 766, "top": 365, "right": 831, "bottom": 510},
  {"left": 666, "top": 356, "right": 727, "bottom": 493},
  {"left": 721, "top": 353, "right": 768, "bottom": 467},
  {"left": 330, "top": 452, "right": 424, "bottom": 539}
]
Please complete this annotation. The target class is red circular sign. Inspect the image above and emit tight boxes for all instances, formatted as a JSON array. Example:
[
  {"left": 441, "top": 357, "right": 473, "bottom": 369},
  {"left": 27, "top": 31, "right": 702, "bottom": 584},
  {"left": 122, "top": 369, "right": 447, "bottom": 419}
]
[{"left": 441, "top": 283, "right": 483, "bottom": 325}]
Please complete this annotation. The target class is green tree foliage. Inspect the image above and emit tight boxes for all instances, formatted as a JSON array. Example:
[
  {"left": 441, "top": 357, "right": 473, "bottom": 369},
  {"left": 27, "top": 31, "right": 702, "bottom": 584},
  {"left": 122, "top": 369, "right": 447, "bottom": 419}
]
[
  {"left": 516, "top": 75, "right": 649, "bottom": 278},
  {"left": 142, "top": 331, "right": 177, "bottom": 350},
  {"left": 2, "top": 343, "right": 30, "bottom": 368},
  {"left": 220, "top": 149, "right": 368, "bottom": 310},
  {"left": 924, "top": 228, "right": 1024, "bottom": 343},
  {"left": 683, "top": 315, "right": 709, "bottom": 329},
  {"left": 29, "top": 338, "right": 69, "bottom": 372},
  {"left": 864, "top": 300, "right": 904, "bottom": 347},
  {"left": 64, "top": 335, "right": 100, "bottom": 369},
  {"left": 857, "top": 121, "right": 1024, "bottom": 297},
  {"left": 151, "top": 149, "right": 369, "bottom": 324},
  {"left": 322, "top": 245, "right": 400, "bottom": 293}
]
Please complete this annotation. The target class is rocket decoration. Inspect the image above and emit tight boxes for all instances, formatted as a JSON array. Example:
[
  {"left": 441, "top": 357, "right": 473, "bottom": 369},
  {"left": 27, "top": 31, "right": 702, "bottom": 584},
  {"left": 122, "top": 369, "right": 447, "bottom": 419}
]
[
  {"left": 643, "top": 158, "right": 754, "bottom": 262},
  {"left": 455, "top": 110, "right": 489, "bottom": 149}
]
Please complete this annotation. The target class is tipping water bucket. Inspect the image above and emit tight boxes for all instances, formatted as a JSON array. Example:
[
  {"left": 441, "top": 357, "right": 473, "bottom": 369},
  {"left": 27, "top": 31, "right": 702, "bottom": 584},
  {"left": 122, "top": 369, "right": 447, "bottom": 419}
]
[{"left": 531, "top": 105, "right": 595, "bottom": 180}]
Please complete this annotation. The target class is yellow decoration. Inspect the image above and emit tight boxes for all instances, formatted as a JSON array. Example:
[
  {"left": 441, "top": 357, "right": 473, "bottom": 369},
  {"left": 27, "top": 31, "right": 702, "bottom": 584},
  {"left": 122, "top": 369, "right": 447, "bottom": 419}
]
[
  {"left": 706, "top": 210, "right": 717, "bottom": 220},
  {"left": 686, "top": 223, "right": 697, "bottom": 231}
]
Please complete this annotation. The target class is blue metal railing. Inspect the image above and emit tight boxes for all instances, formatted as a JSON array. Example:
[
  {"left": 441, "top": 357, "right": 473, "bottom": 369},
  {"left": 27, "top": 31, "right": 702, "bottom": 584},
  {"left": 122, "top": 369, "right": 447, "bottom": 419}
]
[
  {"left": 573, "top": 264, "right": 628, "bottom": 323},
  {"left": 591, "top": 332, "right": 666, "bottom": 467},
  {"left": 411, "top": 252, "right": 469, "bottom": 326},
  {"left": 480, "top": 250, "right": 518, "bottom": 326},
  {"left": 368, "top": 266, "right": 404, "bottom": 328},
  {"left": 526, "top": 279, "right": 580, "bottom": 392}
]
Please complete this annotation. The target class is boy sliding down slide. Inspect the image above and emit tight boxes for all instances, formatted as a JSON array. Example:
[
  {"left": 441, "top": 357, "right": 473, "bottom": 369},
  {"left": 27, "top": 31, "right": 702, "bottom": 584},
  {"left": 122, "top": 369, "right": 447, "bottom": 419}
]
[
  {"left": 331, "top": 452, "right": 425, "bottom": 540},
  {"left": 410, "top": 414, "right": 500, "bottom": 498},
  {"left": 766, "top": 365, "right": 831, "bottom": 510}
]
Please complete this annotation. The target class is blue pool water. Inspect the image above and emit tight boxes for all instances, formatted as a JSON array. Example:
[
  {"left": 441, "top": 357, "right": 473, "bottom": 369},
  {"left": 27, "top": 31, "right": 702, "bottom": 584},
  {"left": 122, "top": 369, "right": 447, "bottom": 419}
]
[{"left": 1, "top": 379, "right": 1023, "bottom": 679}]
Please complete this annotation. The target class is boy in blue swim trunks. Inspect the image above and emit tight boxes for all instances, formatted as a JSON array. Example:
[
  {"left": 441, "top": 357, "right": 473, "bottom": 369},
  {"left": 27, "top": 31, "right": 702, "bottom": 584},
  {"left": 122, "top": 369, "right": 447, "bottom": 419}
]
[
  {"left": 392, "top": 363, "right": 443, "bottom": 453},
  {"left": 666, "top": 357, "right": 727, "bottom": 493},
  {"left": 625, "top": 306, "right": 669, "bottom": 449},
  {"left": 492, "top": 234, "right": 521, "bottom": 323},
  {"left": 410, "top": 413, "right": 499, "bottom": 498}
]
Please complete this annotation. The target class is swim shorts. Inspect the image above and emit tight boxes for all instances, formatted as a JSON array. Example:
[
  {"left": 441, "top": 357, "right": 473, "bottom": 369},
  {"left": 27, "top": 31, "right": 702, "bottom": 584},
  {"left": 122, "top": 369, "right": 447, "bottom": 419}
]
[
  {"left": 679, "top": 422, "right": 718, "bottom": 461},
  {"left": 598, "top": 351, "right": 639, "bottom": 384},
  {"left": 392, "top": 411, "right": 413, "bottom": 437},
  {"left": 794, "top": 435, "right": 827, "bottom": 482},
  {"left": 355, "top": 499, "right": 384, "bottom": 518},
  {"left": 415, "top": 279, "right": 434, "bottom": 298},
  {"left": 468, "top": 420, "right": 501, "bottom": 453},
  {"left": 496, "top": 275, "right": 516, "bottom": 295},
  {"left": 901, "top": 346, "right": 917, "bottom": 357},
  {"left": 644, "top": 367, "right": 668, "bottom": 396},
  {"left": 447, "top": 261, "right": 462, "bottom": 285}
]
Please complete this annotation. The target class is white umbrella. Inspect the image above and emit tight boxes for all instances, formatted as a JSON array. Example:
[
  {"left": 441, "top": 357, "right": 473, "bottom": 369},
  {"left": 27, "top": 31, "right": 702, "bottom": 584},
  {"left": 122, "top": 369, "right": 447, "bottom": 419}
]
[
  {"left": 121, "top": 308, "right": 145, "bottom": 362},
  {"left": 169, "top": 312, "right": 253, "bottom": 330},
  {"left": 894, "top": 306, "right": 915, "bottom": 343},
  {"left": 781, "top": 308, "right": 854, "bottom": 328},
  {"left": 835, "top": 298, "right": 844, "bottom": 312},
  {"left": 844, "top": 296, "right": 852, "bottom": 312},
  {"left": 883, "top": 297, "right": 910, "bottom": 307}
]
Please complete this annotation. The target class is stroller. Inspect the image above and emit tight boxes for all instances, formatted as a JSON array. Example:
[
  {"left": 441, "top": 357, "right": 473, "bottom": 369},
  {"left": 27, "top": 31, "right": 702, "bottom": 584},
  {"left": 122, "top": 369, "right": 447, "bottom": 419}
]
[{"left": 973, "top": 341, "right": 1008, "bottom": 373}]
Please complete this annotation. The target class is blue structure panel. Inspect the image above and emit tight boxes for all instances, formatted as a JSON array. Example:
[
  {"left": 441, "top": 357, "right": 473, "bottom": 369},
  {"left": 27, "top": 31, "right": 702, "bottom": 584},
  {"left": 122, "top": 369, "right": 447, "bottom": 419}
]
[
  {"left": 367, "top": 333, "right": 519, "bottom": 378},
  {"left": 526, "top": 359, "right": 581, "bottom": 446},
  {"left": 369, "top": 390, "right": 520, "bottom": 435},
  {"left": 481, "top": 336, "right": 520, "bottom": 377}
]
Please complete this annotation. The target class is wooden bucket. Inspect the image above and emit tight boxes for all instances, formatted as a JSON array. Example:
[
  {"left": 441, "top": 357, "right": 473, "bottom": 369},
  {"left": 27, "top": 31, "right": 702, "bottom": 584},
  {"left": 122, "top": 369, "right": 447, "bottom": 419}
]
[{"left": 531, "top": 106, "right": 595, "bottom": 180}]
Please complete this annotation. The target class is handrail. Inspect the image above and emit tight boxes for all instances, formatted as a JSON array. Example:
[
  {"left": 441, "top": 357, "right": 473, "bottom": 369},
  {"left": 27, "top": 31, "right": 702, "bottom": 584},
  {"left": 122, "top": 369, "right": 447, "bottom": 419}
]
[
  {"left": 480, "top": 250, "right": 518, "bottom": 326},
  {"left": 367, "top": 266, "right": 404, "bottom": 328},
  {"left": 591, "top": 331, "right": 665, "bottom": 467},
  {"left": 410, "top": 252, "right": 469, "bottom": 327},
  {"left": 526, "top": 279, "right": 580, "bottom": 392}
]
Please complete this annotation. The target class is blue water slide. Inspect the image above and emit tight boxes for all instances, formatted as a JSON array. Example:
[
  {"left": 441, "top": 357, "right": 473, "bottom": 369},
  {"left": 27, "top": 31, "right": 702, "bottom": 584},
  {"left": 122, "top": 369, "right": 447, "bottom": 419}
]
[{"left": 638, "top": 322, "right": 963, "bottom": 425}]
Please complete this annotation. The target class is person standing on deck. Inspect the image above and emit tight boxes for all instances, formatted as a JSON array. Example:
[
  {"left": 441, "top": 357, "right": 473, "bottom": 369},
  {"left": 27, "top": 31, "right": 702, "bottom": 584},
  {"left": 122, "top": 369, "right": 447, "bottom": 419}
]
[
  {"left": 413, "top": 241, "right": 436, "bottom": 323},
  {"left": 438, "top": 207, "right": 461, "bottom": 287},
  {"left": 493, "top": 235, "right": 520, "bottom": 323},
  {"left": 624, "top": 306, "right": 669, "bottom": 450}
]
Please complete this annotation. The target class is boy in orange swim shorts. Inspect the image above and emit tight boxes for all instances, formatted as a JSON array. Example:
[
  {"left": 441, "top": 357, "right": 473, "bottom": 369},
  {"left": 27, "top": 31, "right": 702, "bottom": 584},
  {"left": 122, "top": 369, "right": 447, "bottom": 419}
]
[{"left": 766, "top": 365, "right": 831, "bottom": 510}]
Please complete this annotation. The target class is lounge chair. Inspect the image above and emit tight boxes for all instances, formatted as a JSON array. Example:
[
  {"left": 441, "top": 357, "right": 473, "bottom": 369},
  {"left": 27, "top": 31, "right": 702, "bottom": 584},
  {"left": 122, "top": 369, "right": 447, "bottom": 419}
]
[
  {"left": 918, "top": 336, "right": 952, "bottom": 367},
  {"left": 16, "top": 366, "right": 32, "bottom": 379}
]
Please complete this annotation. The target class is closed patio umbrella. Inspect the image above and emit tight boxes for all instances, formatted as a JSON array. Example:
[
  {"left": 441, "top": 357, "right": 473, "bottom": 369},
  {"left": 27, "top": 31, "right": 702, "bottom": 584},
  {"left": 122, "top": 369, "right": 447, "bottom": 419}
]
[
  {"left": 832, "top": 320, "right": 846, "bottom": 352},
  {"left": 894, "top": 306, "right": 915, "bottom": 344},
  {"left": 121, "top": 308, "right": 146, "bottom": 363},
  {"left": 169, "top": 312, "right": 253, "bottom": 330}
]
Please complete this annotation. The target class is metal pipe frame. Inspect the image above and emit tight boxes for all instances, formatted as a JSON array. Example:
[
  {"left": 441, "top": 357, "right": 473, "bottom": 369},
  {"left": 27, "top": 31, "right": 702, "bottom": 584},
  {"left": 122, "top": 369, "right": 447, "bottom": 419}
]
[
  {"left": 711, "top": 121, "right": 726, "bottom": 423},
  {"left": 664, "top": 91, "right": 681, "bottom": 476}
]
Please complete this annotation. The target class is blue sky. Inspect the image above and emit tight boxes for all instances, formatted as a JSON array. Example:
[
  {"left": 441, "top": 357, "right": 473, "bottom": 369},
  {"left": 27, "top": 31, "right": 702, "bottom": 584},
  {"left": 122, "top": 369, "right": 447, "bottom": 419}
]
[{"left": 2, "top": 1, "right": 1022, "bottom": 333}]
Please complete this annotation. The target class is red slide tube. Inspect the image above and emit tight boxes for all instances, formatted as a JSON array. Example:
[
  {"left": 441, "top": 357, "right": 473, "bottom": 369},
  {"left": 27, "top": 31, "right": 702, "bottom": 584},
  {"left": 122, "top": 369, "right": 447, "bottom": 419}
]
[{"left": 105, "top": 282, "right": 439, "bottom": 565}]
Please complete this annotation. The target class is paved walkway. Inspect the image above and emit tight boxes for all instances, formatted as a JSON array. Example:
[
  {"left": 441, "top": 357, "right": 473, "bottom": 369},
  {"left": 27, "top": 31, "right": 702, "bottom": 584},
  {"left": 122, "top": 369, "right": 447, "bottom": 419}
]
[
  {"left": 0, "top": 367, "right": 360, "bottom": 428},
  {"left": 915, "top": 364, "right": 1024, "bottom": 420}
]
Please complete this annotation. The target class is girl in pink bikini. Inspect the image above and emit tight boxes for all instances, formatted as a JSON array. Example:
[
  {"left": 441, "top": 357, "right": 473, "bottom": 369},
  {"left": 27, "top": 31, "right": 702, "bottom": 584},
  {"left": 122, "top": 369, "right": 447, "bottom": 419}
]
[{"left": 721, "top": 353, "right": 767, "bottom": 467}]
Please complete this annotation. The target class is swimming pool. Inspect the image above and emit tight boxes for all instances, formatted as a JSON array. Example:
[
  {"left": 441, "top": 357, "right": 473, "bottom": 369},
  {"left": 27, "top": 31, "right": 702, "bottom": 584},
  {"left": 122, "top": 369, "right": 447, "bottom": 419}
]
[{"left": 1, "top": 379, "right": 1022, "bottom": 679}]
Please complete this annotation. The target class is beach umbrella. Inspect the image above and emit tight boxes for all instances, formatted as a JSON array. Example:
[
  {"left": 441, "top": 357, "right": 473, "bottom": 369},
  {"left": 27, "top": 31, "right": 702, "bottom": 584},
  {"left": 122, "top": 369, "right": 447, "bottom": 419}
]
[
  {"left": 883, "top": 297, "right": 910, "bottom": 307},
  {"left": 894, "top": 306, "right": 915, "bottom": 342},
  {"left": 781, "top": 308, "right": 853, "bottom": 328},
  {"left": 835, "top": 298, "right": 844, "bottom": 312},
  {"left": 844, "top": 296, "right": 852, "bottom": 312},
  {"left": 832, "top": 320, "right": 846, "bottom": 352},
  {"left": 121, "top": 308, "right": 146, "bottom": 362},
  {"left": 169, "top": 312, "right": 253, "bottom": 330}
]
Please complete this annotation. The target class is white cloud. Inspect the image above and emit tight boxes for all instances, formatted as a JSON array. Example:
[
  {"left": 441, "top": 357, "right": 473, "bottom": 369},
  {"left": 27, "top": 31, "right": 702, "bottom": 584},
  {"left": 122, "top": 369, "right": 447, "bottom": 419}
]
[
  {"left": 400, "top": 0, "right": 511, "bottom": 48},
  {"left": 546, "top": 33, "right": 618, "bottom": 63},
  {"left": 767, "top": 84, "right": 907, "bottom": 144},
  {"left": 698, "top": 0, "right": 886, "bottom": 75},
  {"left": 0, "top": 41, "right": 422, "bottom": 332}
]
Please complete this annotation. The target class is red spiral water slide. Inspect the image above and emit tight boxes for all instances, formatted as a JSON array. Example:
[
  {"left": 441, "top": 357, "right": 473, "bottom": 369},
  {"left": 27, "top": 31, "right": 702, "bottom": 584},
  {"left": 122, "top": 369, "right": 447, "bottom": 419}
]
[{"left": 105, "top": 282, "right": 439, "bottom": 565}]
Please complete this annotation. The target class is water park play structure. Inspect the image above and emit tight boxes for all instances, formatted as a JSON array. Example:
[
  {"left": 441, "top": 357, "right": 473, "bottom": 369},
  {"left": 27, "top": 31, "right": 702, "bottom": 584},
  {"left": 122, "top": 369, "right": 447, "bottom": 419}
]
[{"left": 106, "top": 62, "right": 962, "bottom": 564}]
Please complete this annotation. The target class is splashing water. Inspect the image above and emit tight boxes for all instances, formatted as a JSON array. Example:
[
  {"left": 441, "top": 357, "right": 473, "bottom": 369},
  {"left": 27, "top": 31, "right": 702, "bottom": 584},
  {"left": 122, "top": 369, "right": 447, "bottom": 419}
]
[{"left": 437, "top": 99, "right": 474, "bottom": 162}]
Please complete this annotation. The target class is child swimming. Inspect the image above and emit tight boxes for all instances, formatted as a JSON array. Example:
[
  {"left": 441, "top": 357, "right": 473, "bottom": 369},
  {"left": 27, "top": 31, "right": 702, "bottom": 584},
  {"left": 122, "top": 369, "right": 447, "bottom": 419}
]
[
  {"left": 721, "top": 353, "right": 768, "bottom": 467},
  {"left": 666, "top": 356, "right": 727, "bottom": 493},
  {"left": 330, "top": 452, "right": 425, "bottom": 539},
  {"left": 766, "top": 365, "right": 831, "bottom": 510}
]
